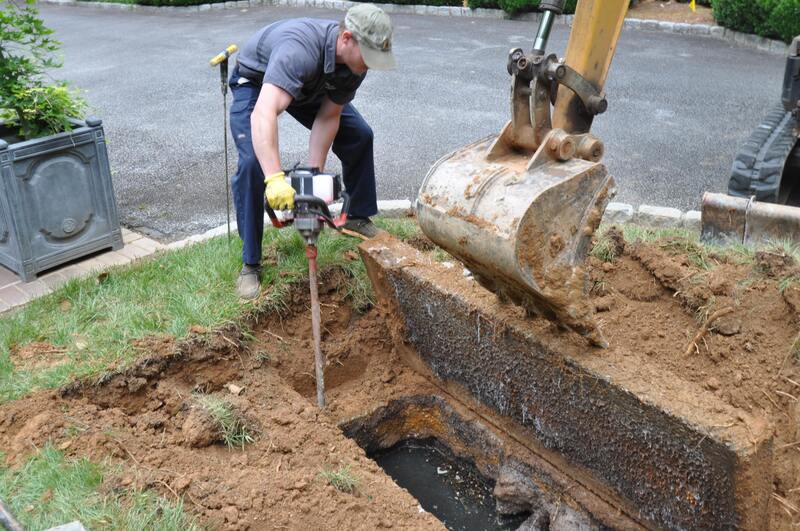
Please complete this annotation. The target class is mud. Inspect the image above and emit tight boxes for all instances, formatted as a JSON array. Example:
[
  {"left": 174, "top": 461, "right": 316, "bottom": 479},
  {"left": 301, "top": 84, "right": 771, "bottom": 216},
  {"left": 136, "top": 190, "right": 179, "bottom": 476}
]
[{"left": 2, "top": 228, "right": 799, "bottom": 529}]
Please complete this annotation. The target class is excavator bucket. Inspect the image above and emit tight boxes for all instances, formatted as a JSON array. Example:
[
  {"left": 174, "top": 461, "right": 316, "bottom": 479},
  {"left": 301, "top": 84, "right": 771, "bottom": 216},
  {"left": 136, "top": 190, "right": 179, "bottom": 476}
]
[
  {"left": 417, "top": 0, "right": 628, "bottom": 347},
  {"left": 417, "top": 140, "right": 614, "bottom": 346}
]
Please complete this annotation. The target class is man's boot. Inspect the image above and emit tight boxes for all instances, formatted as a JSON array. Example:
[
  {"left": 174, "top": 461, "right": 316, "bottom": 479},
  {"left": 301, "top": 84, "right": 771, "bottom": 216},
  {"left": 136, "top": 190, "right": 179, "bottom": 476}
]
[
  {"left": 343, "top": 217, "right": 384, "bottom": 238},
  {"left": 236, "top": 264, "right": 261, "bottom": 299}
]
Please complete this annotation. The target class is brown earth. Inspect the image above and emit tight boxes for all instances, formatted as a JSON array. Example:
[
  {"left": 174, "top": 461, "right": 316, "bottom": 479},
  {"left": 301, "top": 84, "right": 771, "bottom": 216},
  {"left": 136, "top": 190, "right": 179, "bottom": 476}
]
[
  {"left": 2, "top": 231, "right": 799, "bottom": 529},
  {"left": 628, "top": 0, "right": 716, "bottom": 25}
]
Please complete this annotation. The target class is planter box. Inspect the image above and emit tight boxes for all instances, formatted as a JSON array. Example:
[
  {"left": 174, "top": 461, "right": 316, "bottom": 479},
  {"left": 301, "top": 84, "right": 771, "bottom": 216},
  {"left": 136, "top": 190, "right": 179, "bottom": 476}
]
[{"left": 0, "top": 118, "right": 123, "bottom": 282}]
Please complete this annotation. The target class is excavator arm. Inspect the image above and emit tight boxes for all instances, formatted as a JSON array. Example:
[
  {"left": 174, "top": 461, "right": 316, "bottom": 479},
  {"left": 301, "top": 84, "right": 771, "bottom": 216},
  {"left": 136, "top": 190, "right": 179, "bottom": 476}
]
[{"left": 416, "top": 0, "right": 628, "bottom": 347}]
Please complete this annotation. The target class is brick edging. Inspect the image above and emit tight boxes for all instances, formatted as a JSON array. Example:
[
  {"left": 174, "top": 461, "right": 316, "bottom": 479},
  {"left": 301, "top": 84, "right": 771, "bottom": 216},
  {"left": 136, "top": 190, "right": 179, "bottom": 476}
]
[{"left": 39, "top": 0, "right": 789, "bottom": 55}]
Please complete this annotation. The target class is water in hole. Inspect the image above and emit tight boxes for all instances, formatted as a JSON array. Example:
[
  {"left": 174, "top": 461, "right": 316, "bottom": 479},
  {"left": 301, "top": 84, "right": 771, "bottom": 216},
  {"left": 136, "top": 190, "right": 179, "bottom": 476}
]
[{"left": 372, "top": 438, "right": 529, "bottom": 531}]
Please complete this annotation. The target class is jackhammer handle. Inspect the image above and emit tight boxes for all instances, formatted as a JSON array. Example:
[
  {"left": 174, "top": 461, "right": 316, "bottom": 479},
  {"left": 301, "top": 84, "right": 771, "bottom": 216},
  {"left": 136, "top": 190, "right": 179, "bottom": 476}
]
[{"left": 209, "top": 44, "right": 238, "bottom": 67}]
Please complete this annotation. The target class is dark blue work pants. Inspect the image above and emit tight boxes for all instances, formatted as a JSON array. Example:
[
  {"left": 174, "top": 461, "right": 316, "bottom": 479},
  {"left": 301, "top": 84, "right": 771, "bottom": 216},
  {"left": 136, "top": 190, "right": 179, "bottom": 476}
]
[{"left": 228, "top": 76, "right": 378, "bottom": 266}]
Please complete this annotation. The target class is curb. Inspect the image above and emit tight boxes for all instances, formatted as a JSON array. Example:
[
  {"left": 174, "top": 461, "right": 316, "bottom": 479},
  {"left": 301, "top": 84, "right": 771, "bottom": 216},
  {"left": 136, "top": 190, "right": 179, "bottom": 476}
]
[
  {"left": 39, "top": 0, "right": 790, "bottom": 55},
  {"left": 0, "top": 198, "right": 700, "bottom": 314},
  {"left": 602, "top": 201, "right": 701, "bottom": 233}
]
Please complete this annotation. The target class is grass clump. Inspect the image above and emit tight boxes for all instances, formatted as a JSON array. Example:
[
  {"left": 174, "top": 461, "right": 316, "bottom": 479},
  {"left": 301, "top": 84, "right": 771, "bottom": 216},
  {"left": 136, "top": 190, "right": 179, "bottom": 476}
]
[
  {"left": 590, "top": 233, "right": 617, "bottom": 263},
  {"left": 779, "top": 275, "right": 800, "bottom": 294},
  {"left": 0, "top": 445, "right": 197, "bottom": 530},
  {"left": 196, "top": 394, "right": 255, "bottom": 449},
  {"left": 792, "top": 334, "right": 800, "bottom": 362},
  {"left": 320, "top": 464, "right": 359, "bottom": 494}
]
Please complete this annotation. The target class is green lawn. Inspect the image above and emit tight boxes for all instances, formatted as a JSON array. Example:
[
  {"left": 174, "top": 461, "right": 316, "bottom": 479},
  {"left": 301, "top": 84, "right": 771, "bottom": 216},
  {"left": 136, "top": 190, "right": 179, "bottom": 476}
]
[{"left": 0, "top": 446, "right": 198, "bottom": 530}]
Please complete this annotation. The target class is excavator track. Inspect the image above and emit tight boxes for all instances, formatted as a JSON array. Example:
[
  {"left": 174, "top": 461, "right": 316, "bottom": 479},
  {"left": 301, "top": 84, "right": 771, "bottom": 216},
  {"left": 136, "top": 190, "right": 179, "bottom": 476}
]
[{"left": 728, "top": 105, "right": 799, "bottom": 202}]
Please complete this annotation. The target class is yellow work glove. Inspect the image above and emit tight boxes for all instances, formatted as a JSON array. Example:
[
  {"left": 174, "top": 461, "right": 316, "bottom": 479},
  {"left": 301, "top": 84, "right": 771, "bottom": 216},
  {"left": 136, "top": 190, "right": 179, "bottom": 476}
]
[{"left": 264, "top": 171, "right": 295, "bottom": 210}]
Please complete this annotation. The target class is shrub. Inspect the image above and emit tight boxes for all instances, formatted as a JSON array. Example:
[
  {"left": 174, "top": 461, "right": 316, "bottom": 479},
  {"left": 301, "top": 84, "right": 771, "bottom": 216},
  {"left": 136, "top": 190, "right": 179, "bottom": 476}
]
[
  {"left": 761, "top": 0, "right": 800, "bottom": 43},
  {"left": 466, "top": 0, "right": 577, "bottom": 15},
  {"left": 712, "top": 0, "right": 800, "bottom": 43},
  {"left": 0, "top": 0, "right": 86, "bottom": 139}
]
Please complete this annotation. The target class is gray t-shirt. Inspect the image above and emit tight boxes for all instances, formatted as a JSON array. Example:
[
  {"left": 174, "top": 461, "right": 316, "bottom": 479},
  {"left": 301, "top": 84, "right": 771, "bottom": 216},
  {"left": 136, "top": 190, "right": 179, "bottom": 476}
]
[{"left": 238, "top": 18, "right": 366, "bottom": 105}]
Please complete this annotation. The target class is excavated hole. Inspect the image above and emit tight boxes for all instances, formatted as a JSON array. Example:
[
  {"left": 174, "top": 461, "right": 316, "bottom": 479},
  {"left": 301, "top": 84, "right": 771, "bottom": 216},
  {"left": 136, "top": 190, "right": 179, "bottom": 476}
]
[
  {"left": 256, "top": 267, "right": 625, "bottom": 529},
  {"left": 340, "top": 396, "right": 607, "bottom": 531}
]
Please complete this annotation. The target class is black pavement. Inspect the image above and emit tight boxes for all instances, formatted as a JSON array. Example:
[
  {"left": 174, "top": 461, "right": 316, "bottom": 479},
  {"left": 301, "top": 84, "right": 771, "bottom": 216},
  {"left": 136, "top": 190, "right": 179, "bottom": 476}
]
[{"left": 41, "top": 4, "right": 784, "bottom": 239}]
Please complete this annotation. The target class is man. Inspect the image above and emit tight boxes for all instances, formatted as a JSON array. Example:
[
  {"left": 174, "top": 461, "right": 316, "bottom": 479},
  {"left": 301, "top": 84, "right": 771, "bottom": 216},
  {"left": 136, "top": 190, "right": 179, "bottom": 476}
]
[{"left": 229, "top": 4, "right": 395, "bottom": 299}]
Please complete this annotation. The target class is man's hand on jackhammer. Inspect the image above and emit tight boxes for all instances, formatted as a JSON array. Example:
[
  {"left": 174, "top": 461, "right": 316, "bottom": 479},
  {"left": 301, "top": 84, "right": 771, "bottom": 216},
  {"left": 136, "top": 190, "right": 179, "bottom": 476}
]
[{"left": 265, "top": 171, "right": 295, "bottom": 210}]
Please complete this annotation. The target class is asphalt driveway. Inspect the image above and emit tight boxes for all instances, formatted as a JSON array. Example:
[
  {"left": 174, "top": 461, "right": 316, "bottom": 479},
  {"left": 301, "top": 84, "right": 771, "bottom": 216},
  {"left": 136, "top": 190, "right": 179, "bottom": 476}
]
[{"left": 41, "top": 4, "right": 785, "bottom": 239}]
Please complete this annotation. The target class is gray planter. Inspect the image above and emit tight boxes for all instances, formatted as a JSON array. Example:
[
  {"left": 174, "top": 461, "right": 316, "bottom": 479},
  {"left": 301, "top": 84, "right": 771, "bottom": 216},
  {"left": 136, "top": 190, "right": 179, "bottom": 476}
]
[{"left": 0, "top": 117, "right": 123, "bottom": 282}]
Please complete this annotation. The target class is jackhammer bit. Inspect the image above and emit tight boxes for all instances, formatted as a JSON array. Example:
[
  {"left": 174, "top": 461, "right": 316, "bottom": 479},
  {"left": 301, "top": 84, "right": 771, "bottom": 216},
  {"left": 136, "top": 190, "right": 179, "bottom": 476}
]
[{"left": 265, "top": 169, "right": 349, "bottom": 409}]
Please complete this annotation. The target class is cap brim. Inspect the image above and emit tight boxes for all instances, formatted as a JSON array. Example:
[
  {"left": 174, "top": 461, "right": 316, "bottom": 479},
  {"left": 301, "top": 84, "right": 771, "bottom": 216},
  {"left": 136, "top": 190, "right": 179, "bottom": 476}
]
[{"left": 360, "top": 44, "right": 396, "bottom": 71}]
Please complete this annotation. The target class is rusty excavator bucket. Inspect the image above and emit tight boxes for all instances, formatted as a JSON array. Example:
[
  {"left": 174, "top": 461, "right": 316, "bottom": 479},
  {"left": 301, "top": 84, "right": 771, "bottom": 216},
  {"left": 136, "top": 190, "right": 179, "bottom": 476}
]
[{"left": 417, "top": 0, "right": 628, "bottom": 348}]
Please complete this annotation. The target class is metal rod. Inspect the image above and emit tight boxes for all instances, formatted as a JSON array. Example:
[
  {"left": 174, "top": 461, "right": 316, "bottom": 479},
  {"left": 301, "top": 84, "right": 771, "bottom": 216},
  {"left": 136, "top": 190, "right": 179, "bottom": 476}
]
[
  {"left": 532, "top": 9, "right": 556, "bottom": 54},
  {"left": 306, "top": 245, "right": 326, "bottom": 408},
  {"left": 0, "top": 498, "right": 24, "bottom": 531},
  {"left": 220, "top": 60, "right": 232, "bottom": 243}
]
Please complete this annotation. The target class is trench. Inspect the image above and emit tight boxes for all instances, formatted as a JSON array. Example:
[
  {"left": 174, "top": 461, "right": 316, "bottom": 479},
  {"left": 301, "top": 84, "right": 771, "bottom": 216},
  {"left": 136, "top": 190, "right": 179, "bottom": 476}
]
[{"left": 260, "top": 268, "right": 626, "bottom": 530}]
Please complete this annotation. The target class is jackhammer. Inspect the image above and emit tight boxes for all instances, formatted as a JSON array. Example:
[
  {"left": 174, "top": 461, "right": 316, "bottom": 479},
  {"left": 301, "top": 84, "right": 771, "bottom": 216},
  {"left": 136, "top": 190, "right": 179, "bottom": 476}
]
[{"left": 265, "top": 168, "right": 349, "bottom": 408}]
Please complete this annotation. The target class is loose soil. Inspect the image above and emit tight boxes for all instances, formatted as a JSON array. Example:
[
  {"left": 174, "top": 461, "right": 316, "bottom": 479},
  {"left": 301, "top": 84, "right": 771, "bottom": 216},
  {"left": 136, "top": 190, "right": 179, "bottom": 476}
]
[
  {"left": 627, "top": 0, "right": 716, "bottom": 25},
  {"left": 1, "top": 231, "right": 798, "bottom": 529},
  {"left": 588, "top": 235, "right": 800, "bottom": 530}
]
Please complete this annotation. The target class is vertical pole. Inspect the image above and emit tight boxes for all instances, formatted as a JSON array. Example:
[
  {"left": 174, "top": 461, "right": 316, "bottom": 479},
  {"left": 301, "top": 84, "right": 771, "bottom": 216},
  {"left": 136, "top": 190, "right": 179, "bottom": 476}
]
[
  {"left": 0, "top": 498, "right": 24, "bottom": 531},
  {"left": 306, "top": 245, "right": 326, "bottom": 408},
  {"left": 220, "top": 59, "right": 232, "bottom": 243}
]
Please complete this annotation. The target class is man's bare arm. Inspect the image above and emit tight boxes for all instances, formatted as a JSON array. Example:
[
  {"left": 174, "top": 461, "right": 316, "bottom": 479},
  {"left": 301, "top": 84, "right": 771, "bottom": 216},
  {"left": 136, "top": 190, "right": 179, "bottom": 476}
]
[
  {"left": 308, "top": 97, "right": 344, "bottom": 171},
  {"left": 251, "top": 83, "right": 293, "bottom": 175}
]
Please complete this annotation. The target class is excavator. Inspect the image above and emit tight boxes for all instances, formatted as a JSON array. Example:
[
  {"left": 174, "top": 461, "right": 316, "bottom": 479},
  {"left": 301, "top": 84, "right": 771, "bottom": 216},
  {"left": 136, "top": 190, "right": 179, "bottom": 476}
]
[
  {"left": 728, "top": 36, "right": 800, "bottom": 205},
  {"left": 416, "top": 0, "right": 629, "bottom": 348}
]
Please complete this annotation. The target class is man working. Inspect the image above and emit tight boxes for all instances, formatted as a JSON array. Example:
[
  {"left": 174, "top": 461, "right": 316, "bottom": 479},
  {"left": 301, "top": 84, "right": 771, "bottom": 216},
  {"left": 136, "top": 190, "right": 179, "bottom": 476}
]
[{"left": 229, "top": 4, "right": 395, "bottom": 299}]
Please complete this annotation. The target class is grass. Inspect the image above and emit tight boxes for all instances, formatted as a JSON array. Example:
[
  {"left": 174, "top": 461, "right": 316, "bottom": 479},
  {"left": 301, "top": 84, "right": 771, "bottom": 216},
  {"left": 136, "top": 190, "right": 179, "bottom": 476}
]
[
  {"left": 593, "top": 224, "right": 763, "bottom": 269},
  {"left": 779, "top": 275, "right": 800, "bottom": 294},
  {"left": 0, "top": 218, "right": 421, "bottom": 404},
  {"left": 0, "top": 445, "right": 197, "bottom": 530},
  {"left": 195, "top": 394, "right": 255, "bottom": 449},
  {"left": 590, "top": 233, "right": 617, "bottom": 263},
  {"left": 319, "top": 464, "right": 359, "bottom": 494}
]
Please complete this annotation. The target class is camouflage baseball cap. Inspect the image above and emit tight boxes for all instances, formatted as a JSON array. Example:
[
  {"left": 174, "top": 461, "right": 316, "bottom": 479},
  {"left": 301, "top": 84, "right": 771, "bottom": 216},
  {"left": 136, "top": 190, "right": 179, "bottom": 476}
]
[{"left": 344, "top": 4, "right": 396, "bottom": 70}]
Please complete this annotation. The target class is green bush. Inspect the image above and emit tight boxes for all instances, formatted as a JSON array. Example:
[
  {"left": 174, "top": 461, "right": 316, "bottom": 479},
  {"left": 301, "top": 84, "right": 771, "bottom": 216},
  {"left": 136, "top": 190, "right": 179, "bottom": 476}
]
[
  {"left": 0, "top": 0, "right": 86, "bottom": 139},
  {"left": 466, "top": 0, "right": 577, "bottom": 15},
  {"left": 712, "top": 0, "right": 800, "bottom": 43},
  {"left": 761, "top": 0, "right": 800, "bottom": 43}
]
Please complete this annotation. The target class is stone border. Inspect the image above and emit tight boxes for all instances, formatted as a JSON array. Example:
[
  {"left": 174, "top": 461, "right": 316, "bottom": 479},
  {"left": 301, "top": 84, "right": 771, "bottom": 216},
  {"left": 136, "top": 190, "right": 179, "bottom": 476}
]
[
  {"left": 39, "top": 0, "right": 790, "bottom": 55},
  {"left": 602, "top": 202, "right": 702, "bottom": 232},
  {"left": 0, "top": 198, "right": 702, "bottom": 314}
]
